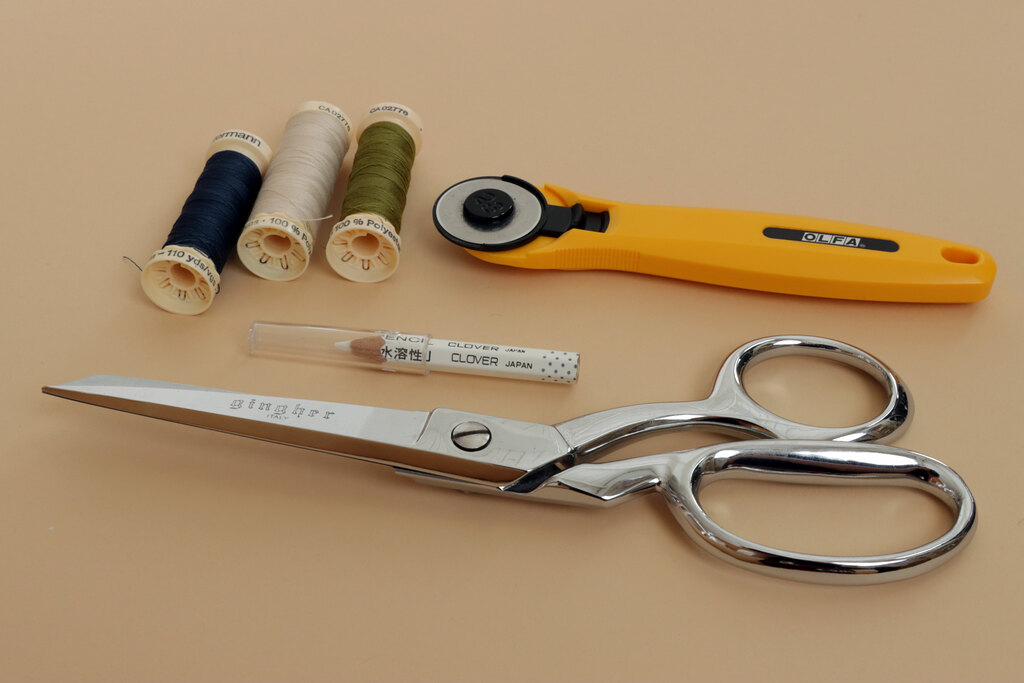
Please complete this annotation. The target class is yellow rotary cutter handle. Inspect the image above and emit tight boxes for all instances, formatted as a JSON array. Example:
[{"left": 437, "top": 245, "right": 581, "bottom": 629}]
[{"left": 432, "top": 176, "right": 996, "bottom": 303}]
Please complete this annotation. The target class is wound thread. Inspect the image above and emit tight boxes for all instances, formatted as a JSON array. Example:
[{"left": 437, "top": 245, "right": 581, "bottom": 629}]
[
  {"left": 327, "top": 103, "right": 422, "bottom": 283},
  {"left": 168, "top": 152, "right": 263, "bottom": 270},
  {"left": 140, "top": 130, "right": 271, "bottom": 315},
  {"left": 339, "top": 121, "right": 415, "bottom": 231},
  {"left": 237, "top": 102, "right": 352, "bottom": 281}
]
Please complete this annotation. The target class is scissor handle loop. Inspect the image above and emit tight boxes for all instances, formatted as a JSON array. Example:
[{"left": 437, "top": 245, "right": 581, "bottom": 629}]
[
  {"left": 708, "top": 335, "right": 912, "bottom": 443},
  {"left": 556, "top": 336, "right": 912, "bottom": 461},
  {"left": 662, "top": 441, "right": 976, "bottom": 584}
]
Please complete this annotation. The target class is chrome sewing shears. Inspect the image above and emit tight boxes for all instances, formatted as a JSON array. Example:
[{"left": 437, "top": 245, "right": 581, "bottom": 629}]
[{"left": 42, "top": 335, "right": 975, "bottom": 584}]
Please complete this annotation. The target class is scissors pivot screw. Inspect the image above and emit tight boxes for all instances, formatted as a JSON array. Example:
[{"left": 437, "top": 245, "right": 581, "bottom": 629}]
[{"left": 451, "top": 421, "right": 491, "bottom": 452}]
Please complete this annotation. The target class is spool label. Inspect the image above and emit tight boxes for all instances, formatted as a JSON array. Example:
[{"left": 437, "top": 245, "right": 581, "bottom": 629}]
[
  {"left": 333, "top": 214, "right": 402, "bottom": 253},
  {"left": 296, "top": 101, "right": 353, "bottom": 138},
  {"left": 208, "top": 129, "right": 272, "bottom": 172},
  {"left": 327, "top": 212, "right": 402, "bottom": 282},
  {"left": 369, "top": 103, "right": 412, "bottom": 118},
  {"left": 212, "top": 130, "right": 267, "bottom": 151},
  {"left": 361, "top": 102, "right": 423, "bottom": 152},
  {"left": 315, "top": 103, "right": 352, "bottom": 134},
  {"left": 244, "top": 214, "right": 314, "bottom": 258},
  {"left": 146, "top": 246, "right": 220, "bottom": 292}
]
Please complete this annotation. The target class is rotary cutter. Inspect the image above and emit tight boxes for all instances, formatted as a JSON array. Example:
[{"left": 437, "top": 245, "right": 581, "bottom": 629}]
[{"left": 432, "top": 176, "right": 996, "bottom": 302}]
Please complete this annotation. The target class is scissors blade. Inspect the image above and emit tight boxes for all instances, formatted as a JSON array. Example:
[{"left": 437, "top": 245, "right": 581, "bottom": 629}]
[{"left": 42, "top": 376, "right": 528, "bottom": 485}]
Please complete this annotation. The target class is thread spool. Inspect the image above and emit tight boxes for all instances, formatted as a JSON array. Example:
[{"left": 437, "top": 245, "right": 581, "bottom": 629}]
[
  {"left": 326, "top": 103, "right": 423, "bottom": 282},
  {"left": 237, "top": 102, "right": 352, "bottom": 280},
  {"left": 141, "top": 130, "right": 271, "bottom": 314}
]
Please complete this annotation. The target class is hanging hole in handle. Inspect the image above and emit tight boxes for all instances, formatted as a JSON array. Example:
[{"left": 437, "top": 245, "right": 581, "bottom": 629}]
[
  {"left": 742, "top": 355, "right": 891, "bottom": 428},
  {"left": 698, "top": 479, "right": 954, "bottom": 557},
  {"left": 941, "top": 246, "right": 981, "bottom": 265}
]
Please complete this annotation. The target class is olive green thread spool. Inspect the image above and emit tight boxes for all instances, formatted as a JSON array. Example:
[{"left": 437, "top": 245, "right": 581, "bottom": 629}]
[
  {"left": 237, "top": 101, "right": 352, "bottom": 281},
  {"left": 326, "top": 103, "right": 422, "bottom": 282}
]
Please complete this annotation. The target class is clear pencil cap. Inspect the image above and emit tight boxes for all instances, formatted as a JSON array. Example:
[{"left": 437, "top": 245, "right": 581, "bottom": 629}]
[{"left": 248, "top": 321, "right": 431, "bottom": 374}]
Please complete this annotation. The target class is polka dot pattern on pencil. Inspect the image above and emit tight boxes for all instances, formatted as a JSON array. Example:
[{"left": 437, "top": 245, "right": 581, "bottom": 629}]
[{"left": 539, "top": 351, "right": 580, "bottom": 384}]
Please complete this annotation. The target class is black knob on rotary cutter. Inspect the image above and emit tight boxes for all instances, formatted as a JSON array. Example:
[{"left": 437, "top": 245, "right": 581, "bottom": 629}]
[
  {"left": 433, "top": 175, "right": 609, "bottom": 252},
  {"left": 463, "top": 188, "right": 516, "bottom": 228}
]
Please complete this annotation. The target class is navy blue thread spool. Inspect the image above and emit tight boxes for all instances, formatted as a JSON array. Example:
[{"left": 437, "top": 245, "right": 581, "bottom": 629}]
[{"left": 140, "top": 130, "right": 272, "bottom": 314}]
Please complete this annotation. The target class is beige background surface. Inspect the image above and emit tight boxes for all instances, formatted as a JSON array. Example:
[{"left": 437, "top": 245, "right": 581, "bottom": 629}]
[{"left": 3, "top": 1, "right": 1022, "bottom": 681}]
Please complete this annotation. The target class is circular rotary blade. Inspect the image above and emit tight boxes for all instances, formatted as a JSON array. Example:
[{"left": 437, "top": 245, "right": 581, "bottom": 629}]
[{"left": 432, "top": 176, "right": 547, "bottom": 251}]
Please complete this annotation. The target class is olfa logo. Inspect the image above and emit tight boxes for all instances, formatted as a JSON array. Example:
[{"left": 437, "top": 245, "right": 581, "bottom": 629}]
[
  {"left": 801, "top": 231, "right": 862, "bottom": 247},
  {"left": 762, "top": 227, "right": 899, "bottom": 252}
]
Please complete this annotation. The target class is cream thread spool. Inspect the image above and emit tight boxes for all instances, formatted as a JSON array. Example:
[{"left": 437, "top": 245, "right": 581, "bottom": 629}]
[
  {"left": 237, "top": 102, "right": 352, "bottom": 280},
  {"left": 141, "top": 130, "right": 272, "bottom": 315},
  {"left": 326, "top": 102, "right": 423, "bottom": 282}
]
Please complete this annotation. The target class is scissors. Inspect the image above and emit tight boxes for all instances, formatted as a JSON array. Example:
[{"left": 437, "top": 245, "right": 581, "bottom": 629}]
[{"left": 42, "top": 335, "right": 975, "bottom": 584}]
